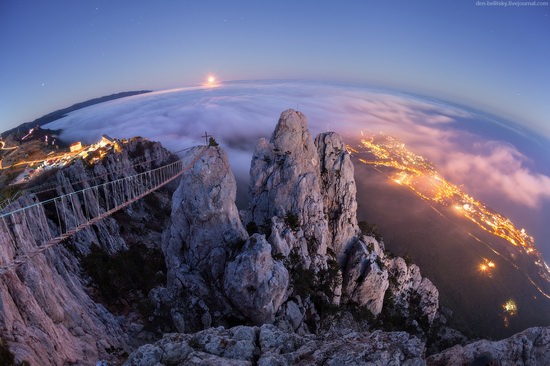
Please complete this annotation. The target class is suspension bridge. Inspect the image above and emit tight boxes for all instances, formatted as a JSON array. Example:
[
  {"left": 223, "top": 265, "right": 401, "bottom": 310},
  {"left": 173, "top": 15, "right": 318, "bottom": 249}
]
[{"left": 0, "top": 145, "right": 208, "bottom": 276}]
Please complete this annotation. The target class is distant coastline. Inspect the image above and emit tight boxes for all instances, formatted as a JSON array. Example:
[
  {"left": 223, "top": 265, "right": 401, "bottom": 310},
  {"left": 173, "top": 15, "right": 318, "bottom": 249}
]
[{"left": 1, "top": 90, "right": 152, "bottom": 138}]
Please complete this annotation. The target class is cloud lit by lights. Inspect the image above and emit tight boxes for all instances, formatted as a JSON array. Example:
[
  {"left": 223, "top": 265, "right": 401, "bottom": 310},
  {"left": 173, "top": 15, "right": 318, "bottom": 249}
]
[{"left": 44, "top": 81, "right": 550, "bottom": 213}]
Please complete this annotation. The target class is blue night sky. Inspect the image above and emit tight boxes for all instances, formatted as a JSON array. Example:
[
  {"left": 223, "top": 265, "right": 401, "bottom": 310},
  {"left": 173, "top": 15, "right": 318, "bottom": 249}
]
[{"left": 0, "top": 0, "right": 549, "bottom": 138}]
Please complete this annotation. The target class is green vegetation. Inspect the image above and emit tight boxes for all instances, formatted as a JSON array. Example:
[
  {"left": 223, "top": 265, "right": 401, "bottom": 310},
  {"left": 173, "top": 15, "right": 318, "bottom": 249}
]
[
  {"left": 0, "top": 185, "right": 20, "bottom": 204},
  {"left": 272, "top": 252, "right": 286, "bottom": 261},
  {"left": 317, "top": 258, "right": 342, "bottom": 298},
  {"left": 284, "top": 212, "right": 300, "bottom": 231},
  {"left": 229, "top": 238, "right": 247, "bottom": 259},
  {"left": 208, "top": 137, "right": 219, "bottom": 147},
  {"left": 285, "top": 251, "right": 343, "bottom": 324},
  {"left": 81, "top": 243, "right": 166, "bottom": 307},
  {"left": 246, "top": 221, "right": 259, "bottom": 236},
  {"left": 358, "top": 221, "right": 383, "bottom": 242},
  {"left": 0, "top": 337, "right": 29, "bottom": 366},
  {"left": 287, "top": 252, "right": 316, "bottom": 298},
  {"left": 384, "top": 249, "right": 396, "bottom": 259}
]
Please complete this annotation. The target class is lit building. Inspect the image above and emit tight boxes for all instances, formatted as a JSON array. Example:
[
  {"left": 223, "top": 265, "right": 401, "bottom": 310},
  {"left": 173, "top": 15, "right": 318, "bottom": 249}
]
[
  {"left": 69, "top": 141, "right": 82, "bottom": 152},
  {"left": 101, "top": 134, "right": 115, "bottom": 146}
]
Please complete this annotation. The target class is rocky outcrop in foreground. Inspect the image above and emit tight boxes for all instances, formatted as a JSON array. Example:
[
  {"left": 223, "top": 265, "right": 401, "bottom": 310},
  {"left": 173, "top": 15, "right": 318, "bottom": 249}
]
[
  {"left": 129, "top": 110, "right": 447, "bottom": 364},
  {"left": 126, "top": 324, "right": 550, "bottom": 366},
  {"left": 427, "top": 326, "right": 550, "bottom": 366},
  {"left": 125, "top": 324, "right": 425, "bottom": 366},
  {"left": 154, "top": 109, "right": 439, "bottom": 338},
  {"left": 4, "top": 110, "right": 548, "bottom": 365}
]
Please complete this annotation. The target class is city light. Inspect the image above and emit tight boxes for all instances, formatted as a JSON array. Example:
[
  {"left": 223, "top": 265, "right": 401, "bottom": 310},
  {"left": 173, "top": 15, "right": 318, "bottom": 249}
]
[
  {"left": 503, "top": 299, "right": 517, "bottom": 315},
  {"left": 355, "top": 133, "right": 550, "bottom": 294},
  {"left": 478, "top": 259, "right": 495, "bottom": 275},
  {"left": 357, "top": 134, "right": 537, "bottom": 256}
]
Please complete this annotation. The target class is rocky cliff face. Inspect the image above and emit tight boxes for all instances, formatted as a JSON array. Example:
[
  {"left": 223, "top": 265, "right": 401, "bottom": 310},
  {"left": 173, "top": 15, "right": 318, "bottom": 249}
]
[
  {"left": 151, "top": 109, "right": 441, "bottom": 350},
  {"left": 125, "top": 324, "right": 426, "bottom": 366},
  {"left": 123, "top": 110, "right": 549, "bottom": 365},
  {"left": 0, "top": 137, "right": 175, "bottom": 365},
  {"left": 247, "top": 110, "right": 330, "bottom": 269},
  {"left": 4, "top": 111, "right": 546, "bottom": 365},
  {"left": 315, "top": 132, "right": 360, "bottom": 265},
  {"left": 163, "top": 146, "right": 247, "bottom": 281},
  {"left": 427, "top": 326, "right": 550, "bottom": 366}
]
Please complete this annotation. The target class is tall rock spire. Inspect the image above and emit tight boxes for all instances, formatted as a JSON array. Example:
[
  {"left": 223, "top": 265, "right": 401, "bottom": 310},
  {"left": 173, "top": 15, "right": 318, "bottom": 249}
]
[
  {"left": 315, "top": 132, "right": 360, "bottom": 265},
  {"left": 247, "top": 109, "right": 329, "bottom": 264}
]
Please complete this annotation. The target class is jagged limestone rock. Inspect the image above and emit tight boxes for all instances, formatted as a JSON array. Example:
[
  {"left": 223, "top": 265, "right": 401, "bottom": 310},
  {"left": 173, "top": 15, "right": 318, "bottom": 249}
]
[
  {"left": 343, "top": 239, "right": 389, "bottom": 315},
  {"left": 125, "top": 324, "right": 426, "bottom": 366},
  {"left": 0, "top": 138, "right": 172, "bottom": 365},
  {"left": 386, "top": 257, "right": 439, "bottom": 324},
  {"left": 427, "top": 326, "right": 550, "bottom": 366},
  {"left": 248, "top": 109, "right": 329, "bottom": 267},
  {"left": 163, "top": 146, "right": 248, "bottom": 280},
  {"left": 159, "top": 146, "right": 249, "bottom": 331},
  {"left": 224, "top": 234, "right": 289, "bottom": 325},
  {"left": 315, "top": 132, "right": 360, "bottom": 265}
]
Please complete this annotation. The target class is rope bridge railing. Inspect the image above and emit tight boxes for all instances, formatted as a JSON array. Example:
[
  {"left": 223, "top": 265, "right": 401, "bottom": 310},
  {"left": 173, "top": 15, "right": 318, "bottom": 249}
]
[
  {"left": 21, "top": 147, "right": 191, "bottom": 197},
  {"left": 0, "top": 146, "right": 207, "bottom": 275}
]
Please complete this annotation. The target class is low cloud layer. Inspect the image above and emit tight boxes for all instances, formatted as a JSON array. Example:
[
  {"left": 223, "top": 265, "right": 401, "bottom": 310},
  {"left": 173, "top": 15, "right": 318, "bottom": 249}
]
[
  {"left": 45, "top": 81, "right": 550, "bottom": 213},
  {"left": 440, "top": 142, "right": 550, "bottom": 209}
]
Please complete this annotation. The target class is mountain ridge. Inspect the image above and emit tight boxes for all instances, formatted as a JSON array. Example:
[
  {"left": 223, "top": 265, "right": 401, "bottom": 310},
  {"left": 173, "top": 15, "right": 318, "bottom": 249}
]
[
  {"left": 1, "top": 90, "right": 151, "bottom": 139},
  {"left": 1, "top": 110, "right": 549, "bottom": 365}
]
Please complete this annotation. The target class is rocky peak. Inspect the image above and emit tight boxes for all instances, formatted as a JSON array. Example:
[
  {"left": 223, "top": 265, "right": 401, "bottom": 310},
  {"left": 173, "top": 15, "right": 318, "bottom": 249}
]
[
  {"left": 163, "top": 146, "right": 247, "bottom": 280},
  {"left": 158, "top": 146, "right": 249, "bottom": 333},
  {"left": 247, "top": 109, "right": 329, "bottom": 266},
  {"left": 315, "top": 132, "right": 360, "bottom": 265}
]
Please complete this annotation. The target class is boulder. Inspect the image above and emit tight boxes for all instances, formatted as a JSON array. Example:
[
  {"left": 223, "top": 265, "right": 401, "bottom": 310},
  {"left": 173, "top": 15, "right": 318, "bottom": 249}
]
[
  {"left": 342, "top": 239, "right": 389, "bottom": 315},
  {"left": 427, "top": 326, "right": 550, "bottom": 366},
  {"left": 224, "top": 234, "right": 289, "bottom": 325}
]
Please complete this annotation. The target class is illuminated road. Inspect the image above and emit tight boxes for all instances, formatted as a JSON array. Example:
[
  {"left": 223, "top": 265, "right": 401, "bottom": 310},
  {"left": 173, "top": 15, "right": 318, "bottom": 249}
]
[
  {"left": 0, "top": 141, "right": 18, "bottom": 151},
  {"left": 0, "top": 153, "right": 70, "bottom": 170}
]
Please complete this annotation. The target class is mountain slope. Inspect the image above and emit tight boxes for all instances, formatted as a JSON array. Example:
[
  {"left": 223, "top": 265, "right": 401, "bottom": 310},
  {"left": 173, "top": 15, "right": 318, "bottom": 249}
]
[
  {"left": 1, "top": 90, "right": 151, "bottom": 138},
  {"left": 352, "top": 151, "right": 550, "bottom": 339}
]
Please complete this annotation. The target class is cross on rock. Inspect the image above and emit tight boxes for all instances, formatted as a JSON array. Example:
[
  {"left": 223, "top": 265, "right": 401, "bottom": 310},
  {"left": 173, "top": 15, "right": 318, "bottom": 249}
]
[{"left": 202, "top": 131, "right": 211, "bottom": 145}]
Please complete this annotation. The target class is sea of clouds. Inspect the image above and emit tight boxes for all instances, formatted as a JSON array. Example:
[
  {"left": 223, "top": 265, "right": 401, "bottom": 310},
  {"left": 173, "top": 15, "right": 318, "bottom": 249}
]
[
  {"left": 45, "top": 80, "right": 550, "bottom": 259},
  {"left": 45, "top": 80, "right": 550, "bottom": 213},
  {"left": 42, "top": 79, "right": 550, "bottom": 287}
]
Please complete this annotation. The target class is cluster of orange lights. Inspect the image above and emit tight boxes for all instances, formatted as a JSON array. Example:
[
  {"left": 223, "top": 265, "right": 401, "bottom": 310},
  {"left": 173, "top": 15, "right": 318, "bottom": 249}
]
[
  {"left": 479, "top": 259, "right": 496, "bottom": 273},
  {"left": 354, "top": 133, "right": 550, "bottom": 307},
  {"left": 502, "top": 299, "right": 518, "bottom": 328},
  {"left": 356, "top": 134, "right": 538, "bottom": 258}
]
